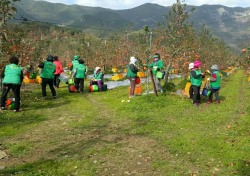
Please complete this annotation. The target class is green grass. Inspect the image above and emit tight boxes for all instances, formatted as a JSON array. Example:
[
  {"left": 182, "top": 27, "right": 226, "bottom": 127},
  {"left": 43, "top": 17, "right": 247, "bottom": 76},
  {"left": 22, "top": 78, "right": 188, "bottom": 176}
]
[{"left": 0, "top": 70, "right": 249, "bottom": 176}]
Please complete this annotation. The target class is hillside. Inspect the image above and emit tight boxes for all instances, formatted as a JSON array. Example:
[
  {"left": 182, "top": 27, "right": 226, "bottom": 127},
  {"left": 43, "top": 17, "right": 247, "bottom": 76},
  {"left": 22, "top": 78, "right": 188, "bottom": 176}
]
[
  {"left": 13, "top": 0, "right": 130, "bottom": 30},
  {"left": 12, "top": 0, "right": 250, "bottom": 50}
]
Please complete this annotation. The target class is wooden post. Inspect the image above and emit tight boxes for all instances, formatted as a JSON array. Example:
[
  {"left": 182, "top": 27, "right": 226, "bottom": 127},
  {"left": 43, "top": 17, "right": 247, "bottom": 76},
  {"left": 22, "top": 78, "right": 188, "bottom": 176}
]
[{"left": 149, "top": 69, "right": 158, "bottom": 96}]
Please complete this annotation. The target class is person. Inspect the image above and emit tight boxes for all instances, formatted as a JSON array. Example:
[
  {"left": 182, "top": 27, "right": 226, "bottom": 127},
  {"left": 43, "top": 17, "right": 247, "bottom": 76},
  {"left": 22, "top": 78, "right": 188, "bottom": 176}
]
[
  {"left": 0, "top": 56, "right": 23, "bottom": 112},
  {"left": 127, "top": 56, "right": 139, "bottom": 98},
  {"left": 207, "top": 64, "right": 221, "bottom": 104},
  {"left": 188, "top": 62, "right": 194, "bottom": 99},
  {"left": 190, "top": 60, "right": 204, "bottom": 106},
  {"left": 53, "top": 56, "right": 64, "bottom": 88},
  {"left": 90, "top": 66, "right": 104, "bottom": 91},
  {"left": 148, "top": 53, "right": 164, "bottom": 93},
  {"left": 69, "top": 55, "right": 80, "bottom": 78},
  {"left": 38, "top": 55, "right": 56, "bottom": 98},
  {"left": 74, "top": 59, "right": 87, "bottom": 93}
]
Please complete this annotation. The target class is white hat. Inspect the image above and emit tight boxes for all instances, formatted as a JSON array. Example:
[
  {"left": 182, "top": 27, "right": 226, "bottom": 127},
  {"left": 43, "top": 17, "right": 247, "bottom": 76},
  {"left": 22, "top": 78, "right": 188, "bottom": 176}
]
[
  {"left": 188, "top": 63, "right": 194, "bottom": 69},
  {"left": 94, "top": 66, "right": 101, "bottom": 73},
  {"left": 130, "top": 56, "right": 137, "bottom": 65},
  {"left": 211, "top": 64, "right": 219, "bottom": 70}
]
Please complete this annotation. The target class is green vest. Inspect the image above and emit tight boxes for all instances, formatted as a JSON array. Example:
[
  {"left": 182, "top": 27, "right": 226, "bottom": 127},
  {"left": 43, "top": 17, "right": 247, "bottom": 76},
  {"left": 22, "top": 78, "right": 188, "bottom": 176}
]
[
  {"left": 3, "top": 64, "right": 22, "bottom": 84},
  {"left": 190, "top": 70, "right": 202, "bottom": 86},
  {"left": 75, "top": 64, "right": 86, "bottom": 78},
  {"left": 72, "top": 60, "right": 79, "bottom": 72},
  {"left": 149, "top": 59, "right": 164, "bottom": 75},
  {"left": 127, "top": 64, "right": 137, "bottom": 78},
  {"left": 210, "top": 70, "right": 221, "bottom": 88},
  {"left": 94, "top": 72, "right": 103, "bottom": 80},
  {"left": 40, "top": 61, "right": 56, "bottom": 79}
]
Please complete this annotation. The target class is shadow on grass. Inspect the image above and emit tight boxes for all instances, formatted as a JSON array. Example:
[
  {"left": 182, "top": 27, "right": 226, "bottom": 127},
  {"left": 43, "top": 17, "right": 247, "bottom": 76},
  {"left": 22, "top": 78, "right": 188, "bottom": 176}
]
[
  {"left": 237, "top": 160, "right": 250, "bottom": 176},
  {"left": 199, "top": 95, "right": 226, "bottom": 104},
  {"left": 0, "top": 159, "right": 72, "bottom": 175},
  {"left": 0, "top": 124, "right": 114, "bottom": 175},
  {"left": 0, "top": 114, "right": 47, "bottom": 129},
  {"left": 21, "top": 89, "right": 73, "bottom": 110},
  {"left": 0, "top": 113, "right": 48, "bottom": 139}
]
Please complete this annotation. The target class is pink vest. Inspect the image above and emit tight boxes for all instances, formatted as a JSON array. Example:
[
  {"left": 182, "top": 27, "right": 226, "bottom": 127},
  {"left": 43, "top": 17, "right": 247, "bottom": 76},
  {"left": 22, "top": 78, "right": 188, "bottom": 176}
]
[{"left": 53, "top": 60, "right": 64, "bottom": 74}]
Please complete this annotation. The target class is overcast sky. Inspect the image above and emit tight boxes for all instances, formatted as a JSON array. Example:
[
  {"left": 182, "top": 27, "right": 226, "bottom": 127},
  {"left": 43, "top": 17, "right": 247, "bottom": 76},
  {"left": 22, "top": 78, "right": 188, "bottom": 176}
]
[{"left": 36, "top": 0, "right": 250, "bottom": 9}]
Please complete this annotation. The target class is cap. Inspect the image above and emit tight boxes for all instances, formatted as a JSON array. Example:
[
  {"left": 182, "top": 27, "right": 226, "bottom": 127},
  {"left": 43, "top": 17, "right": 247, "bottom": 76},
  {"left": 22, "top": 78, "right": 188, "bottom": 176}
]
[
  {"left": 194, "top": 60, "right": 201, "bottom": 67},
  {"left": 211, "top": 64, "right": 219, "bottom": 70},
  {"left": 47, "top": 55, "right": 54, "bottom": 61},
  {"left": 73, "top": 55, "right": 80, "bottom": 60}
]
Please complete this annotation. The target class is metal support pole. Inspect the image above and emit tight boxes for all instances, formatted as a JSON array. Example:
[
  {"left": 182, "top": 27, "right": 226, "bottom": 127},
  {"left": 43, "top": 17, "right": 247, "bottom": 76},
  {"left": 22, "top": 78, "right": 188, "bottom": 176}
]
[{"left": 146, "top": 32, "right": 153, "bottom": 94}]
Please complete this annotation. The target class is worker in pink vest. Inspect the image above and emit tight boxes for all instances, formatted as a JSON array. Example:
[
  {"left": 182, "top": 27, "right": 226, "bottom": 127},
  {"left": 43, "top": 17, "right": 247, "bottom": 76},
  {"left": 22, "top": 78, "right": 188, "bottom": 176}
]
[{"left": 53, "top": 56, "right": 64, "bottom": 88}]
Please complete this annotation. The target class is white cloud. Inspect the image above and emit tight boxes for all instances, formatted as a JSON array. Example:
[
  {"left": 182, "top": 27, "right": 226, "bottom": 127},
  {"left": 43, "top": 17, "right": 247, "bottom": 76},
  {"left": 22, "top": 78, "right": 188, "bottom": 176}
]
[
  {"left": 185, "top": 0, "right": 250, "bottom": 7},
  {"left": 74, "top": 0, "right": 159, "bottom": 9},
  {"left": 40, "top": 0, "right": 250, "bottom": 9}
]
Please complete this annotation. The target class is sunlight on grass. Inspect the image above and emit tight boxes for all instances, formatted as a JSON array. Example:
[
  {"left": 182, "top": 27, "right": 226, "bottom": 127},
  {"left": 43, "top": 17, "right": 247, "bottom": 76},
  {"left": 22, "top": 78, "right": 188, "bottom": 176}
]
[{"left": 0, "top": 70, "right": 249, "bottom": 176}]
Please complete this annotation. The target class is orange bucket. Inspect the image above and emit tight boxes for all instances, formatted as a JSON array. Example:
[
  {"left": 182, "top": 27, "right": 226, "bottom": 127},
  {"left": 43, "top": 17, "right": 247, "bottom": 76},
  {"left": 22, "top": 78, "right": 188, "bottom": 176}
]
[
  {"left": 128, "top": 85, "right": 142, "bottom": 95},
  {"left": 6, "top": 98, "right": 12, "bottom": 106}
]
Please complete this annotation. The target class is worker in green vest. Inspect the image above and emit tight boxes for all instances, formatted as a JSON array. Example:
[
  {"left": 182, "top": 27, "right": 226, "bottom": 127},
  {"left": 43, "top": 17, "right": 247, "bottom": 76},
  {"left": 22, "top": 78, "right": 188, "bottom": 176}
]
[
  {"left": 127, "top": 56, "right": 139, "bottom": 98},
  {"left": 69, "top": 55, "right": 80, "bottom": 77},
  {"left": 0, "top": 56, "right": 23, "bottom": 112},
  {"left": 148, "top": 53, "right": 164, "bottom": 93},
  {"left": 90, "top": 66, "right": 104, "bottom": 91},
  {"left": 75, "top": 59, "right": 87, "bottom": 93},
  {"left": 190, "top": 60, "right": 204, "bottom": 106},
  {"left": 207, "top": 64, "right": 221, "bottom": 104},
  {"left": 188, "top": 62, "right": 194, "bottom": 99},
  {"left": 38, "top": 55, "right": 56, "bottom": 99}
]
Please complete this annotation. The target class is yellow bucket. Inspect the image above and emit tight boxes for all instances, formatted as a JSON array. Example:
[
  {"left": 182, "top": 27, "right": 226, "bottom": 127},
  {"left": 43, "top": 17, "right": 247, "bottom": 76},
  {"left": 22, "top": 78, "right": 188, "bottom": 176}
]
[
  {"left": 137, "top": 72, "right": 145, "bottom": 78},
  {"left": 112, "top": 67, "right": 118, "bottom": 73}
]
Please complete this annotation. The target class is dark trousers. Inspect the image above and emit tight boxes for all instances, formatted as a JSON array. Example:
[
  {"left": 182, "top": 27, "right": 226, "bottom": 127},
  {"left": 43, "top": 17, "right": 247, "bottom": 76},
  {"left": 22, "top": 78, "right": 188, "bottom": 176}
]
[
  {"left": 41, "top": 78, "right": 56, "bottom": 97},
  {"left": 1, "top": 84, "right": 21, "bottom": 110},
  {"left": 54, "top": 74, "right": 60, "bottom": 88},
  {"left": 192, "top": 85, "right": 201, "bottom": 104},
  {"left": 75, "top": 78, "right": 84, "bottom": 92},
  {"left": 129, "top": 78, "right": 136, "bottom": 96},
  {"left": 209, "top": 88, "right": 220, "bottom": 101},
  {"left": 189, "top": 85, "right": 194, "bottom": 99}
]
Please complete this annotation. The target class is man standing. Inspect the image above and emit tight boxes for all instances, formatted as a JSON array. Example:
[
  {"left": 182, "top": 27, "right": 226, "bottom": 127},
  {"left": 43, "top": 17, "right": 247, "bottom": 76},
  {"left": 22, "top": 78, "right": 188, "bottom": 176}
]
[
  {"left": 53, "top": 56, "right": 64, "bottom": 88},
  {"left": 1, "top": 56, "right": 23, "bottom": 112},
  {"left": 148, "top": 53, "right": 164, "bottom": 93},
  {"left": 38, "top": 55, "right": 56, "bottom": 99}
]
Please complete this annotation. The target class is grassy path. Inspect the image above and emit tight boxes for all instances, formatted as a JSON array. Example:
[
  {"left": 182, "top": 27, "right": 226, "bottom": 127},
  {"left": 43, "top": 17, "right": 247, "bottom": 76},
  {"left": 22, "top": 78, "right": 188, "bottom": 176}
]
[{"left": 0, "top": 70, "right": 249, "bottom": 176}]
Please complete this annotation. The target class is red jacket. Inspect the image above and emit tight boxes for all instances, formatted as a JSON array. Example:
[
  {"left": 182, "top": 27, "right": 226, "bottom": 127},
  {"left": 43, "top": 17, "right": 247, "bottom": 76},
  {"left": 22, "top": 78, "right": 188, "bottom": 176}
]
[{"left": 53, "top": 59, "right": 64, "bottom": 74}]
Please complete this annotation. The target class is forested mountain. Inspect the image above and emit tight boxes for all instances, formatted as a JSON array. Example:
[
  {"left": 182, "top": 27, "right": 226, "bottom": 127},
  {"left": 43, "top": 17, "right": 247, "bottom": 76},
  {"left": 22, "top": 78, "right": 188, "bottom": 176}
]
[{"left": 12, "top": 0, "right": 250, "bottom": 50}]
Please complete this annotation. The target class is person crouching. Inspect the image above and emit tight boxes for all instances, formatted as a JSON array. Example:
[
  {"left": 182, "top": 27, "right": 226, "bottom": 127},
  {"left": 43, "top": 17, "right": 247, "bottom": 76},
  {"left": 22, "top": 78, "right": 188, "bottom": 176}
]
[{"left": 90, "top": 67, "right": 104, "bottom": 91}]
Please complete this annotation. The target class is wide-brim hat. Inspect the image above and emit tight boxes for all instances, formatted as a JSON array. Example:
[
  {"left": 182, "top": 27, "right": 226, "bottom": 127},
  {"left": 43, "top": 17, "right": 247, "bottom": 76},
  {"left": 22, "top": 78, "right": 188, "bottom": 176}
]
[
  {"left": 95, "top": 66, "right": 101, "bottom": 72},
  {"left": 189, "top": 63, "right": 194, "bottom": 69}
]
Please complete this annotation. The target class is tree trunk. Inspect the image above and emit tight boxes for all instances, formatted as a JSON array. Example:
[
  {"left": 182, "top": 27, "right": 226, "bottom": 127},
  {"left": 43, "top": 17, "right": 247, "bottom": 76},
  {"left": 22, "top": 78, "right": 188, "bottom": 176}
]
[
  {"left": 149, "top": 69, "right": 158, "bottom": 96},
  {"left": 162, "top": 49, "right": 179, "bottom": 92},
  {"left": 163, "top": 62, "right": 172, "bottom": 91}
]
